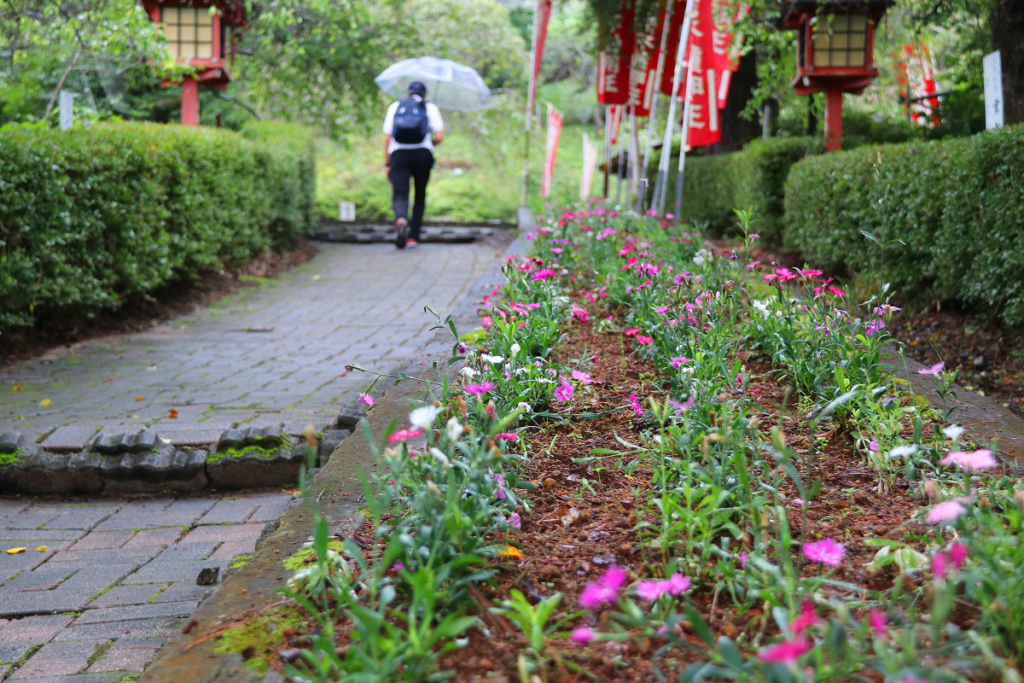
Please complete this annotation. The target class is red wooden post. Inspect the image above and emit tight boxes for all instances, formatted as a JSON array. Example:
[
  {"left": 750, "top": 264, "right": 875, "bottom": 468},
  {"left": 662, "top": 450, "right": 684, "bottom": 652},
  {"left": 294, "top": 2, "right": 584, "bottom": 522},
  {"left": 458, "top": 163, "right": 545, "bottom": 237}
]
[
  {"left": 824, "top": 89, "right": 843, "bottom": 152},
  {"left": 181, "top": 76, "right": 199, "bottom": 126}
]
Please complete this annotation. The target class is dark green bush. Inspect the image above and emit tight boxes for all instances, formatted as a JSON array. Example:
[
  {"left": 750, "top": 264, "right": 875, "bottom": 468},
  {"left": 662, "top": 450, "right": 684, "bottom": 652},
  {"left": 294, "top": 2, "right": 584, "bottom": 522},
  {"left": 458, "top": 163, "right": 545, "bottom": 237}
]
[
  {"left": 0, "top": 120, "right": 315, "bottom": 332},
  {"left": 653, "top": 136, "right": 822, "bottom": 244},
  {"left": 784, "top": 125, "right": 1024, "bottom": 325}
]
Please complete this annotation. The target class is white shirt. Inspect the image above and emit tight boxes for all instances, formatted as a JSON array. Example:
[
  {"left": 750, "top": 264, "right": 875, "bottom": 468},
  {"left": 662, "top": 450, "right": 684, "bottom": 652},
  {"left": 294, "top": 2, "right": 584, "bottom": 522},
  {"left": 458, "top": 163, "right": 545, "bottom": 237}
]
[{"left": 383, "top": 96, "right": 444, "bottom": 153}]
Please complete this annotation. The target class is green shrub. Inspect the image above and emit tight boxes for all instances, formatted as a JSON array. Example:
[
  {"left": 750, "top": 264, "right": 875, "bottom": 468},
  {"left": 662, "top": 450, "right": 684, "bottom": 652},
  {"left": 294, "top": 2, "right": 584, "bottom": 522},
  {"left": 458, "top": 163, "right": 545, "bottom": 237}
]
[
  {"left": 784, "top": 125, "right": 1024, "bottom": 325},
  {"left": 0, "top": 120, "right": 315, "bottom": 332},
  {"left": 653, "top": 136, "right": 822, "bottom": 244}
]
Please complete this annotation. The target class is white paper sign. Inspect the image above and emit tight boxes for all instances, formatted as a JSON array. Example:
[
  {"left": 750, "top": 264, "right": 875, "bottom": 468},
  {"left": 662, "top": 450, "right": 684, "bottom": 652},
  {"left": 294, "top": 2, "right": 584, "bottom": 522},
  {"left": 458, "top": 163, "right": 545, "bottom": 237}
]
[
  {"left": 59, "top": 91, "right": 74, "bottom": 131},
  {"left": 338, "top": 201, "right": 356, "bottom": 222},
  {"left": 984, "top": 50, "right": 1004, "bottom": 130}
]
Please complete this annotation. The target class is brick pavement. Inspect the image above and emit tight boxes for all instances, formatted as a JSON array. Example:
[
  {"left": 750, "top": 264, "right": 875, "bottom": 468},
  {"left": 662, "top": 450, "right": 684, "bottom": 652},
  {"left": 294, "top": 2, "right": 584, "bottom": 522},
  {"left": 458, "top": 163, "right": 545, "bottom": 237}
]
[
  {"left": 0, "top": 241, "right": 508, "bottom": 681},
  {"left": 0, "top": 242, "right": 501, "bottom": 447},
  {"left": 0, "top": 493, "right": 291, "bottom": 681}
]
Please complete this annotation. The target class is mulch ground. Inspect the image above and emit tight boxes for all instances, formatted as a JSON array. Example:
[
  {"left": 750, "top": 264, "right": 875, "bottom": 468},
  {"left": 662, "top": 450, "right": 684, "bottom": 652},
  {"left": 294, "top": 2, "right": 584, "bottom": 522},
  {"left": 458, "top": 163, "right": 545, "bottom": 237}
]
[{"left": 0, "top": 240, "right": 318, "bottom": 371}]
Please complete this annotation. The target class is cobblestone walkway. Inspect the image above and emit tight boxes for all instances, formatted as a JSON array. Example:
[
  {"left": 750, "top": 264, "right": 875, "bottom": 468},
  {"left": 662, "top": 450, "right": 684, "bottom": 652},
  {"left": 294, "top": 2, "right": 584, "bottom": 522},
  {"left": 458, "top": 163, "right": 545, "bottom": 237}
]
[
  {"left": 1, "top": 242, "right": 500, "bottom": 446},
  {"left": 0, "top": 241, "right": 507, "bottom": 682}
]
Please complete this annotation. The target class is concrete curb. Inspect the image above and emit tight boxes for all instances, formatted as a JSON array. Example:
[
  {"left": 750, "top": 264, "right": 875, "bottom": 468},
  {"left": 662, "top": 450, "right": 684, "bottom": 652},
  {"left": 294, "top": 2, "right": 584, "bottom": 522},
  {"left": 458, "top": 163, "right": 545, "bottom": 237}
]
[{"left": 139, "top": 237, "right": 525, "bottom": 682}]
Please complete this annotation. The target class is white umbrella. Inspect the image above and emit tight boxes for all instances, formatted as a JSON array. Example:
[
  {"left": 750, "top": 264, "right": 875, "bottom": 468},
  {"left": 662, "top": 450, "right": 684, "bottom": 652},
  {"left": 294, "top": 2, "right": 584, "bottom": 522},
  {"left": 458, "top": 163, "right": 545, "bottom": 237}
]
[{"left": 375, "top": 56, "right": 492, "bottom": 111}]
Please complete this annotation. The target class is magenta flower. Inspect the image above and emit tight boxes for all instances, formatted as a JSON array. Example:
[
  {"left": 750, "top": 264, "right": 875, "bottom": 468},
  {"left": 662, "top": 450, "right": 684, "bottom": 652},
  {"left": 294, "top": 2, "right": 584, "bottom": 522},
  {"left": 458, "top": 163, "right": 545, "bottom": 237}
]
[
  {"left": 669, "top": 395, "right": 694, "bottom": 413},
  {"left": 802, "top": 538, "right": 845, "bottom": 567},
  {"left": 635, "top": 334, "right": 653, "bottom": 345},
  {"left": 918, "top": 361, "right": 945, "bottom": 376},
  {"left": 745, "top": 261, "right": 761, "bottom": 269},
  {"left": 932, "top": 549, "right": 947, "bottom": 580},
  {"left": 579, "top": 566, "right": 626, "bottom": 609},
  {"left": 623, "top": 328, "right": 640, "bottom": 337},
  {"left": 670, "top": 356, "right": 693, "bottom": 369},
  {"left": 481, "top": 315, "right": 493, "bottom": 331},
  {"left": 664, "top": 573, "right": 691, "bottom": 595},
  {"left": 571, "top": 370, "right": 593, "bottom": 384},
  {"left": 758, "top": 638, "right": 811, "bottom": 664},
  {"left": 654, "top": 305, "right": 669, "bottom": 315},
  {"left": 508, "top": 512, "right": 522, "bottom": 530},
  {"left": 388, "top": 428, "right": 424, "bottom": 444},
  {"left": 464, "top": 381, "right": 495, "bottom": 396},
  {"left": 636, "top": 580, "right": 664, "bottom": 601},
  {"left": 572, "top": 305, "right": 589, "bottom": 323},
  {"left": 790, "top": 601, "right": 819, "bottom": 635},
  {"left": 925, "top": 500, "right": 967, "bottom": 525},
  {"left": 359, "top": 393, "right": 374, "bottom": 407},
  {"left": 865, "top": 319, "right": 886, "bottom": 336},
  {"left": 737, "top": 552, "right": 747, "bottom": 569},
  {"left": 554, "top": 377, "right": 574, "bottom": 402},
  {"left": 628, "top": 394, "right": 643, "bottom": 416},
  {"left": 947, "top": 540, "right": 968, "bottom": 569},
  {"left": 868, "top": 437, "right": 879, "bottom": 452},
  {"left": 636, "top": 573, "right": 690, "bottom": 601},
  {"left": 869, "top": 609, "right": 887, "bottom": 638},
  {"left": 940, "top": 449, "right": 996, "bottom": 472},
  {"left": 496, "top": 433, "right": 517, "bottom": 441},
  {"left": 570, "top": 626, "right": 595, "bottom": 644},
  {"left": 532, "top": 269, "right": 555, "bottom": 282}
]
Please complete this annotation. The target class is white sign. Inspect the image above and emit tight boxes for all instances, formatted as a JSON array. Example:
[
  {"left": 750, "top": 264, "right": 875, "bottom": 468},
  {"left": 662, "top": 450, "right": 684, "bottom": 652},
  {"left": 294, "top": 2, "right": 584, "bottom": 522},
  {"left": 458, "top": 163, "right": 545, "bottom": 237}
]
[
  {"left": 58, "top": 91, "right": 74, "bottom": 131},
  {"left": 984, "top": 50, "right": 1004, "bottom": 130},
  {"left": 338, "top": 201, "right": 356, "bottom": 222}
]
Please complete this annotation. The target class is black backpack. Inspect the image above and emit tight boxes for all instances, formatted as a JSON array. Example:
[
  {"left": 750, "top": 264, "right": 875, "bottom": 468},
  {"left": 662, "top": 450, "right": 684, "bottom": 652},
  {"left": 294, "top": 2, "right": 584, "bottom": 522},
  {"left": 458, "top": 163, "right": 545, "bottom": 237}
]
[{"left": 392, "top": 97, "right": 430, "bottom": 144}]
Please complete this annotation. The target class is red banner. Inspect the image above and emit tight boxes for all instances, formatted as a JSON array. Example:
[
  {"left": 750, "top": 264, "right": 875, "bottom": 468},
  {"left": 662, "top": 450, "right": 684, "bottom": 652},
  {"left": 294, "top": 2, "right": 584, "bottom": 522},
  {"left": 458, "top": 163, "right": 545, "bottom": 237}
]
[
  {"left": 597, "top": 6, "right": 636, "bottom": 105},
  {"left": 685, "top": 0, "right": 721, "bottom": 147},
  {"left": 608, "top": 104, "right": 624, "bottom": 145},
  {"left": 528, "top": 0, "right": 553, "bottom": 118},
  {"left": 628, "top": 11, "right": 664, "bottom": 117},
  {"left": 541, "top": 107, "right": 564, "bottom": 200},
  {"left": 659, "top": 0, "right": 688, "bottom": 96},
  {"left": 711, "top": 1, "right": 748, "bottom": 109}
]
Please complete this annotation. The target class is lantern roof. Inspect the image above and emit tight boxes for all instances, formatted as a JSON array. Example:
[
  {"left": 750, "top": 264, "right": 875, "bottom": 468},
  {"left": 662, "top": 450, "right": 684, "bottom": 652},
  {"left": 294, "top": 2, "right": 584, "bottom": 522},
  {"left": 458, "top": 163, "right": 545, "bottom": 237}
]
[
  {"left": 781, "top": 0, "right": 893, "bottom": 29},
  {"left": 143, "top": 0, "right": 246, "bottom": 28}
]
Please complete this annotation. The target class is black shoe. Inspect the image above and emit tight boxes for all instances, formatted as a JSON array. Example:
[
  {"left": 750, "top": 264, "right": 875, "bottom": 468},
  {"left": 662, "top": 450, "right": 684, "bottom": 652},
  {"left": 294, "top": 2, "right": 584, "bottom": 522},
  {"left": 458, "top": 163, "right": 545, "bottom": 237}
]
[{"left": 395, "top": 217, "right": 409, "bottom": 249}]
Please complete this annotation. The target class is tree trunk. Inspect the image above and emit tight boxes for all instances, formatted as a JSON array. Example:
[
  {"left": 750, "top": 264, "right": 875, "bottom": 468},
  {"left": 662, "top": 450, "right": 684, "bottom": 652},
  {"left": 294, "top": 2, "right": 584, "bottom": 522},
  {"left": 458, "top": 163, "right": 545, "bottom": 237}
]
[
  {"left": 991, "top": 0, "right": 1024, "bottom": 125},
  {"left": 708, "top": 52, "right": 761, "bottom": 154}
]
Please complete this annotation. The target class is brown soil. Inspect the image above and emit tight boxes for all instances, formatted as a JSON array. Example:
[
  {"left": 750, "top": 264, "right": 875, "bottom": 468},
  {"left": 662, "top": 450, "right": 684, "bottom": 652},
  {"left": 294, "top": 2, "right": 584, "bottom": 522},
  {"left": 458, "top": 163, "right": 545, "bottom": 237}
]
[{"left": 0, "top": 241, "right": 318, "bottom": 372}]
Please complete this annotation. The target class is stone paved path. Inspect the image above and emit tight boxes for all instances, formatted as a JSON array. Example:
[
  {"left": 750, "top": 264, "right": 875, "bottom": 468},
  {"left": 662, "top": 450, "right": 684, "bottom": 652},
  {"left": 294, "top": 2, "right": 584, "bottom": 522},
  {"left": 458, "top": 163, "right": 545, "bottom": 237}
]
[
  {"left": 1, "top": 242, "right": 501, "bottom": 446},
  {"left": 0, "top": 241, "right": 507, "bottom": 682},
  {"left": 0, "top": 493, "right": 291, "bottom": 682}
]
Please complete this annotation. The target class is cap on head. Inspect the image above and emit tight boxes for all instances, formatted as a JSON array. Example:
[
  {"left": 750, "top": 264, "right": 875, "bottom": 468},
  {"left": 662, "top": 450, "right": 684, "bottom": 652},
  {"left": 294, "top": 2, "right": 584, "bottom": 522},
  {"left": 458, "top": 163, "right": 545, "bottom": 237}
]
[{"left": 407, "top": 81, "right": 427, "bottom": 97}]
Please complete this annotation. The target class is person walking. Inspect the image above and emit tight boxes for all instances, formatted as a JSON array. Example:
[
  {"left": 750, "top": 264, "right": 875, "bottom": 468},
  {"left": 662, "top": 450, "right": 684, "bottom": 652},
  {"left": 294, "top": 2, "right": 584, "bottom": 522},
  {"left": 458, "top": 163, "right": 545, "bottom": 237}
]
[{"left": 383, "top": 81, "right": 444, "bottom": 249}]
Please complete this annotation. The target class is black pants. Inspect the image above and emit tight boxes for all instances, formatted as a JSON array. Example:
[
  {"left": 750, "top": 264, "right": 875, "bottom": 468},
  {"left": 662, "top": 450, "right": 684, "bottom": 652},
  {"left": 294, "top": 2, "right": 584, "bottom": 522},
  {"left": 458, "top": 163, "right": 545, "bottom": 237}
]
[{"left": 390, "top": 148, "right": 433, "bottom": 241}]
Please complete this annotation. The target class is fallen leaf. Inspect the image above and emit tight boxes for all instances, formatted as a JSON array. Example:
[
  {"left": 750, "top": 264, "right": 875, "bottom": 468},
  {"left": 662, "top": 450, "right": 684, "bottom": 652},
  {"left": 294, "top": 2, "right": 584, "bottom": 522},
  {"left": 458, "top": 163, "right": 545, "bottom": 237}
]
[
  {"left": 135, "top": 396, "right": 146, "bottom": 402},
  {"left": 39, "top": 399, "right": 52, "bottom": 407},
  {"left": 560, "top": 507, "right": 581, "bottom": 528},
  {"left": 12, "top": 385, "right": 21, "bottom": 392},
  {"left": 35, "top": 546, "right": 49, "bottom": 552},
  {"left": 6, "top": 547, "right": 26, "bottom": 555},
  {"left": 168, "top": 409, "right": 179, "bottom": 419},
  {"left": 312, "top": 274, "right": 322, "bottom": 281},
  {"left": 498, "top": 545, "right": 524, "bottom": 561}
]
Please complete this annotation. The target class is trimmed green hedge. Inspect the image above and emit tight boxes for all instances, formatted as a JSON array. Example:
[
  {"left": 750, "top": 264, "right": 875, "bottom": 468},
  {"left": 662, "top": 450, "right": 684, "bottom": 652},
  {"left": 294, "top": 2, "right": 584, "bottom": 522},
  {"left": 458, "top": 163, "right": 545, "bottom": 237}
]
[
  {"left": 0, "top": 120, "right": 315, "bottom": 331},
  {"left": 784, "top": 125, "right": 1024, "bottom": 325},
  {"left": 653, "top": 136, "right": 822, "bottom": 244}
]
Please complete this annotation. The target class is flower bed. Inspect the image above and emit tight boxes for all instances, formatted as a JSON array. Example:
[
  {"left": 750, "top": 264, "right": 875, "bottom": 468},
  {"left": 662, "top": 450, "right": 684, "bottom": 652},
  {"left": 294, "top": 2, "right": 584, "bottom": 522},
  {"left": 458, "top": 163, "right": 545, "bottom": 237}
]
[{"left": 209, "top": 207, "right": 1023, "bottom": 682}]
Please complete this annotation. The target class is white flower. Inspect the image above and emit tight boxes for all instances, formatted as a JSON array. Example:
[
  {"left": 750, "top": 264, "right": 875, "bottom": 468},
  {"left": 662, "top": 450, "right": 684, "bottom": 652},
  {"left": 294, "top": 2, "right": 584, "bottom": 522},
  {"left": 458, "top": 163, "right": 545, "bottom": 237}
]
[
  {"left": 889, "top": 445, "right": 918, "bottom": 459},
  {"left": 510, "top": 343, "right": 521, "bottom": 357},
  {"left": 516, "top": 402, "right": 532, "bottom": 414},
  {"left": 693, "top": 248, "right": 712, "bottom": 266},
  {"left": 459, "top": 366, "right": 477, "bottom": 378},
  {"left": 409, "top": 405, "right": 441, "bottom": 430},
  {"left": 481, "top": 354, "right": 504, "bottom": 364},
  {"left": 430, "top": 447, "right": 451, "bottom": 468},
  {"left": 446, "top": 417, "right": 464, "bottom": 441},
  {"left": 752, "top": 300, "right": 771, "bottom": 319},
  {"left": 943, "top": 425, "right": 965, "bottom": 441}
]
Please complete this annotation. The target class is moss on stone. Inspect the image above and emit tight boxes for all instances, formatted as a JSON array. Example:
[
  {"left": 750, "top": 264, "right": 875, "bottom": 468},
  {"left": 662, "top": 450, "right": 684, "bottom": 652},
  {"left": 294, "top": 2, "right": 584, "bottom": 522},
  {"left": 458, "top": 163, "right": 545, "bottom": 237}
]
[
  {"left": 0, "top": 450, "right": 23, "bottom": 467},
  {"left": 213, "top": 612, "right": 304, "bottom": 673},
  {"left": 205, "top": 437, "right": 283, "bottom": 464},
  {"left": 229, "top": 553, "right": 253, "bottom": 569},
  {"left": 283, "top": 540, "right": 346, "bottom": 572}
]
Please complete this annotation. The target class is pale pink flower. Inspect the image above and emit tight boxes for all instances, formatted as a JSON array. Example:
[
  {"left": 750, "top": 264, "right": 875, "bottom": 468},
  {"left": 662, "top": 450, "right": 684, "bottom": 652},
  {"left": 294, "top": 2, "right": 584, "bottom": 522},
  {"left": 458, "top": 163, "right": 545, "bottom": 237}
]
[
  {"left": 670, "top": 356, "right": 693, "bottom": 369},
  {"left": 758, "top": 638, "right": 811, "bottom": 664},
  {"left": 803, "top": 538, "right": 845, "bottom": 567},
  {"left": 570, "top": 626, "right": 595, "bottom": 644},
  {"left": 359, "top": 394, "right": 374, "bottom": 407},
  {"left": 571, "top": 370, "right": 593, "bottom": 384},
  {"left": 940, "top": 449, "right": 996, "bottom": 472},
  {"left": 388, "top": 428, "right": 424, "bottom": 444},
  {"left": 925, "top": 500, "right": 967, "bottom": 525},
  {"left": 508, "top": 512, "right": 522, "bottom": 530},
  {"left": 918, "top": 362, "right": 945, "bottom": 376},
  {"left": 464, "top": 381, "right": 495, "bottom": 396},
  {"left": 669, "top": 395, "right": 694, "bottom": 413}
]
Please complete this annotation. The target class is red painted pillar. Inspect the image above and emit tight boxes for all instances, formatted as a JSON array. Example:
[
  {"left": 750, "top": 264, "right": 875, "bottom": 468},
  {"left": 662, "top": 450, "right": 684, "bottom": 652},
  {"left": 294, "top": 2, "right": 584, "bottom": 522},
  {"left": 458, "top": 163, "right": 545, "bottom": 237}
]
[
  {"left": 181, "top": 76, "right": 199, "bottom": 126},
  {"left": 824, "top": 88, "right": 843, "bottom": 152}
]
